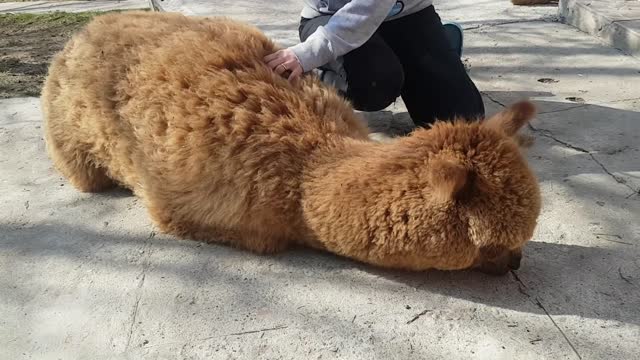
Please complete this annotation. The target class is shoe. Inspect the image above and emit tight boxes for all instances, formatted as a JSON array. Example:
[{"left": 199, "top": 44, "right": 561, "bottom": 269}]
[{"left": 442, "top": 21, "right": 464, "bottom": 58}]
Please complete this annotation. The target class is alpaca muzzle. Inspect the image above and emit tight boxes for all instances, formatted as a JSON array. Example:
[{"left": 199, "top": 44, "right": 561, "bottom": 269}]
[{"left": 474, "top": 247, "right": 523, "bottom": 276}]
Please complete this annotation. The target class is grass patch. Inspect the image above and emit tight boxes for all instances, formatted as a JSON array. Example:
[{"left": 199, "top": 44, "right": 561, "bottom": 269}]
[
  {"left": 0, "top": 11, "right": 102, "bottom": 27},
  {"left": 0, "top": 10, "right": 146, "bottom": 98}
]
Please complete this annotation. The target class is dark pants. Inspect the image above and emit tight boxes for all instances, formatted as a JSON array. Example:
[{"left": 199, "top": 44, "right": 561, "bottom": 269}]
[{"left": 299, "top": 5, "right": 485, "bottom": 127}]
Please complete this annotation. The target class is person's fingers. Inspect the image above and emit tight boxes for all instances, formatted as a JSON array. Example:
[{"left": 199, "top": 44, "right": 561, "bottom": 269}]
[
  {"left": 274, "top": 62, "right": 289, "bottom": 75},
  {"left": 282, "top": 59, "right": 301, "bottom": 73},
  {"left": 284, "top": 58, "right": 299, "bottom": 68},
  {"left": 288, "top": 67, "right": 303, "bottom": 82},
  {"left": 263, "top": 50, "right": 282, "bottom": 63},
  {"left": 266, "top": 58, "right": 283, "bottom": 71},
  {"left": 264, "top": 49, "right": 303, "bottom": 79}
]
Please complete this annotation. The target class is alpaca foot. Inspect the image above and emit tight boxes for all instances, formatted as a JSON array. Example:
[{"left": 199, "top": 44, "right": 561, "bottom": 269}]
[
  {"left": 45, "top": 138, "right": 115, "bottom": 193},
  {"left": 473, "top": 247, "right": 523, "bottom": 276},
  {"left": 149, "top": 210, "right": 292, "bottom": 254}
]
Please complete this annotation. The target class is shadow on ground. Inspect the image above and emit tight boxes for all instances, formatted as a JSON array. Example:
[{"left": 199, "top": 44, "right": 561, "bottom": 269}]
[{"left": 3, "top": 93, "right": 639, "bottom": 332}]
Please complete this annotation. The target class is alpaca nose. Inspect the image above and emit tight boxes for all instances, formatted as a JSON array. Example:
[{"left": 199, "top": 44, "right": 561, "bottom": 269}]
[{"left": 508, "top": 252, "right": 522, "bottom": 270}]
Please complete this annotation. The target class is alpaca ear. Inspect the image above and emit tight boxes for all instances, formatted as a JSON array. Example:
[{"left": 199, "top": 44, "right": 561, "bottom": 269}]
[
  {"left": 484, "top": 100, "right": 537, "bottom": 136},
  {"left": 428, "top": 157, "right": 468, "bottom": 201}
]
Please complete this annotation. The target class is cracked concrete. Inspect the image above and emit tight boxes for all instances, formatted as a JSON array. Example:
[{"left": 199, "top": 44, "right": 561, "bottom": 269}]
[
  {"left": 124, "top": 231, "right": 155, "bottom": 350},
  {"left": 487, "top": 90, "right": 639, "bottom": 199},
  {"left": 529, "top": 125, "right": 639, "bottom": 198},
  {"left": 538, "top": 105, "right": 589, "bottom": 115},
  {"left": 2, "top": 0, "right": 640, "bottom": 359},
  {"left": 463, "top": 17, "right": 559, "bottom": 31},
  {"left": 510, "top": 270, "right": 583, "bottom": 360}
]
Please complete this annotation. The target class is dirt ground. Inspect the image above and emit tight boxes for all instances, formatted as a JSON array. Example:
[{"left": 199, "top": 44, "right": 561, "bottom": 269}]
[{"left": 0, "top": 12, "right": 118, "bottom": 98}]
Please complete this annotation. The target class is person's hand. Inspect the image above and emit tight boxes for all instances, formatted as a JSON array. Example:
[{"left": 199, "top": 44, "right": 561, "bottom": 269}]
[{"left": 263, "top": 49, "right": 303, "bottom": 82}]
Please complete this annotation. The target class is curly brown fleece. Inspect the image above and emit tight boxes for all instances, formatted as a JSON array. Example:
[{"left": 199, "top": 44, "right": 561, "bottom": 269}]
[{"left": 42, "top": 11, "right": 541, "bottom": 275}]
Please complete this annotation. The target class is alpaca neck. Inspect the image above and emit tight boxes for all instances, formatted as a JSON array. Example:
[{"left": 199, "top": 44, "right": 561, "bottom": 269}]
[
  {"left": 304, "top": 138, "right": 395, "bottom": 199},
  {"left": 300, "top": 136, "right": 428, "bottom": 266}
]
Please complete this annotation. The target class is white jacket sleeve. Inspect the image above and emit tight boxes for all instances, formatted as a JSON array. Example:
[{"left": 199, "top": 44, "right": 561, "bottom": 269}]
[{"left": 289, "top": 0, "right": 398, "bottom": 72}]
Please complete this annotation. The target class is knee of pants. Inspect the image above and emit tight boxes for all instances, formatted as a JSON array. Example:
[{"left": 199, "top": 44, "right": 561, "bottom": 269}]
[
  {"left": 460, "top": 81, "right": 486, "bottom": 120},
  {"left": 347, "top": 67, "right": 404, "bottom": 112},
  {"left": 436, "top": 77, "right": 485, "bottom": 122}
]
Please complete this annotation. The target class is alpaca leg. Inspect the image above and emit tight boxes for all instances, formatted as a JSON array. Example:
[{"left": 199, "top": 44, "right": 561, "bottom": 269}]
[
  {"left": 146, "top": 205, "right": 291, "bottom": 254},
  {"left": 45, "top": 137, "right": 115, "bottom": 193},
  {"left": 203, "top": 226, "right": 292, "bottom": 254},
  {"left": 173, "top": 222, "right": 292, "bottom": 254}
]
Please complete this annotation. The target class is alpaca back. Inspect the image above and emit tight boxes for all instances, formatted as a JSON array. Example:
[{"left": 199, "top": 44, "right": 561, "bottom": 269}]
[{"left": 42, "top": 11, "right": 370, "bottom": 245}]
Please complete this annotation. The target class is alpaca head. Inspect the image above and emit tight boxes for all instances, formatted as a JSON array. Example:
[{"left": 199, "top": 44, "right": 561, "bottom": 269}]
[{"left": 411, "top": 101, "right": 541, "bottom": 275}]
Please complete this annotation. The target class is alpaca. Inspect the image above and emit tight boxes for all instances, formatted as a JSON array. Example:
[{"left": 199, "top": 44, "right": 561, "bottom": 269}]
[{"left": 42, "top": 11, "right": 541, "bottom": 275}]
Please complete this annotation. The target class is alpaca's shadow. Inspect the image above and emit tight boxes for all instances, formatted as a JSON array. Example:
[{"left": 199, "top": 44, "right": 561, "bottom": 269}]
[
  {"left": 359, "top": 110, "right": 415, "bottom": 136},
  {"left": 276, "top": 238, "right": 639, "bottom": 326},
  {"left": 97, "top": 187, "right": 133, "bottom": 199},
  {"left": 55, "top": 92, "right": 638, "bottom": 328},
  {"left": 4, "top": 219, "right": 637, "bottom": 329}
]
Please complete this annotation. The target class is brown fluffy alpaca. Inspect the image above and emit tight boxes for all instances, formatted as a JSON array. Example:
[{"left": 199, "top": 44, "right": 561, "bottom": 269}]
[{"left": 42, "top": 11, "right": 541, "bottom": 275}]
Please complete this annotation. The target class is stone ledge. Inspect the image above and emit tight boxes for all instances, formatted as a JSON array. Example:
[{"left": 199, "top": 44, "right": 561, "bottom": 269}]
[{"left": 559, "top": 0, "right": 640, "bottom": 58}]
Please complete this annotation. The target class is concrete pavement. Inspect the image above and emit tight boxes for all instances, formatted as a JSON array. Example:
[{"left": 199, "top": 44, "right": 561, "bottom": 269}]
[
  {"left": 1, "top": 0, "right": 639, "bottom": 359},
  {"left": 0, "top": 0, "right": 149, "bottom": 14}
]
